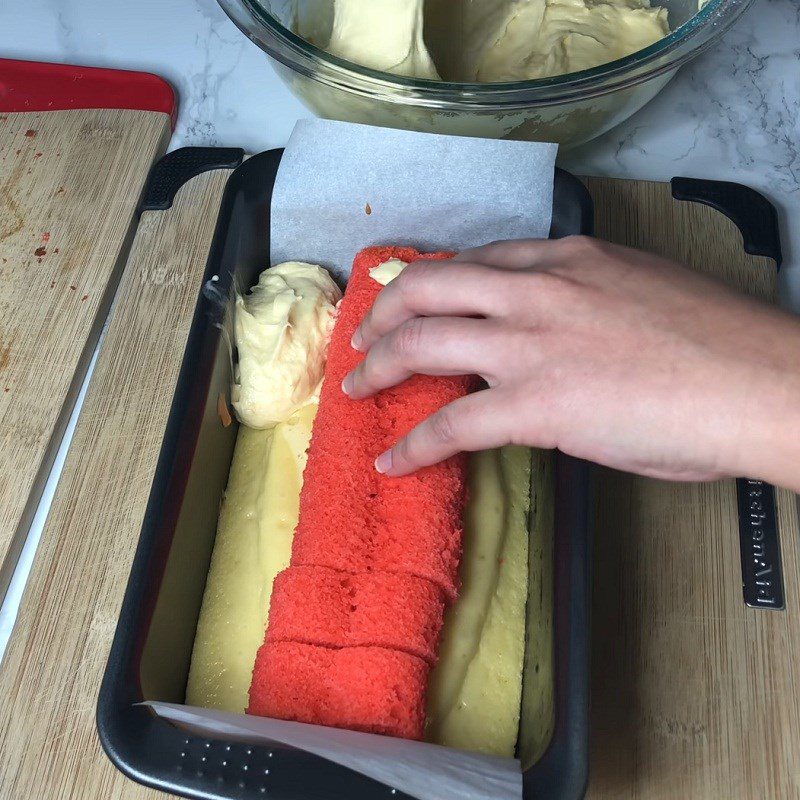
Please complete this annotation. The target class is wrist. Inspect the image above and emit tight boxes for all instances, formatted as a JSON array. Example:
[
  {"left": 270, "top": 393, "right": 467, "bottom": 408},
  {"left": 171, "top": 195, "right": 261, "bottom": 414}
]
[{"left": 739, "top": 373, "right": 800, "bottom": 493}]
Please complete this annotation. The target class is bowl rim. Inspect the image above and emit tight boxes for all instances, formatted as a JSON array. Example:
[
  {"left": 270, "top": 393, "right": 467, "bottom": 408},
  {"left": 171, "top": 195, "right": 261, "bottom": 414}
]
[{"left": 219, "top": 0, "right": 754, "bottom": 106}]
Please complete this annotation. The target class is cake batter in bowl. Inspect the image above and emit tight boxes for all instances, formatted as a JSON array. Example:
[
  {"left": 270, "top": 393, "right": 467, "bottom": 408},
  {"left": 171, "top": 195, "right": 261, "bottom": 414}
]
[{"left": 217, "top": 0, "right": 753, "bottom": 147}]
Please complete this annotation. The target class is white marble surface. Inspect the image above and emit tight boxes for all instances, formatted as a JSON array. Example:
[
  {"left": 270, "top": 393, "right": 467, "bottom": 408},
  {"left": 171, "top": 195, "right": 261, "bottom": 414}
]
[{"left": 0, "top": 0, "right": 799, "bottom": 661}]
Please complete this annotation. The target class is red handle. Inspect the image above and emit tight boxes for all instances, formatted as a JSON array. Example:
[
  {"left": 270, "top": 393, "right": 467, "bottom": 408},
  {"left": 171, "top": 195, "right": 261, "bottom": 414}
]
[{"left": 0, "top": 58, "right": 177, "bottom": 129}]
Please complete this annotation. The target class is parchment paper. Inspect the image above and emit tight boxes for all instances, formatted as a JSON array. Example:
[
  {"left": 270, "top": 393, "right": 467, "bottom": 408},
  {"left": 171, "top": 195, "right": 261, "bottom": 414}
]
[
  {"left": 145, "top": 702, "right": 523, "bottom": 800},
  {"left": 270, "top": 119, "right": 558, "bottom": 281}
]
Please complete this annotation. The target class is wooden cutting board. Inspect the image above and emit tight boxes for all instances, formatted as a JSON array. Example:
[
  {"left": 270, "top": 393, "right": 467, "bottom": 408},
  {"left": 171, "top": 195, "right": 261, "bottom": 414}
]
[
  {"left": 584, "top": 177, "right": 800, "bottom": 800},
  {"left": 0, "top": 60, "right": 174, "bottom": 604},
  {"left": 0, "top": 164, "right": 797, "bottom": 800},
  {"left": 0, "top": 165, "right": 232, "bottom": 800}
]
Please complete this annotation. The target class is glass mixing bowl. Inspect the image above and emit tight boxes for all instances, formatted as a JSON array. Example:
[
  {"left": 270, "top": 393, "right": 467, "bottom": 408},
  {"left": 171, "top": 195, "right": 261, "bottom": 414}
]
[{"left": 217, "top": 0, "right": 753, "bottom": 147}]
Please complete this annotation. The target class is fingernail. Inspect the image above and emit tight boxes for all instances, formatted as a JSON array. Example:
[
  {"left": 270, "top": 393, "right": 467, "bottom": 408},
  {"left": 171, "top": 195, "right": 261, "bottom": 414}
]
[
  {"left": 341, "top": 373, "right": 353, "bottom": 395},
  {"left": 375, "top": 450, "right": 393, "bottom": 474},
  {"left": 351, "top": 329, "right": 364, "bottom": 351}
]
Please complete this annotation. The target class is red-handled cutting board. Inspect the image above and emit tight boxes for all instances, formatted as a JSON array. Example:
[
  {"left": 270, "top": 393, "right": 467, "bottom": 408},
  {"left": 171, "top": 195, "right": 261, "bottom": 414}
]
[{"left": 0, "top": 60, "right": 174, "bottom": 604}]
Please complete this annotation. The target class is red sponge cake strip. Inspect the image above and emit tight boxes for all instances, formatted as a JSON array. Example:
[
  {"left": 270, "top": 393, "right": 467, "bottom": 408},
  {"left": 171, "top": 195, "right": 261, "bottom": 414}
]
[
  {"left": 267, "top": 565, "right": 446, "bottom": 663},
  {"left": 290, "top": 246, "right": 474, "bottom": 599},
  {"left": 248, "top": 641, "right": 429, "bottom": 740},
  {"left": 249, "top": 247, "right": 475, "bottom": 740}
]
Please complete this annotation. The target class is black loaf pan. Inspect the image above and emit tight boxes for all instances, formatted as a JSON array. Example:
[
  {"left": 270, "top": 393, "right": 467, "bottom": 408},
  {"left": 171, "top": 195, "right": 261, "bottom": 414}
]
[{"left": 97, "top": 148, "right": 594, "bottom": 800}]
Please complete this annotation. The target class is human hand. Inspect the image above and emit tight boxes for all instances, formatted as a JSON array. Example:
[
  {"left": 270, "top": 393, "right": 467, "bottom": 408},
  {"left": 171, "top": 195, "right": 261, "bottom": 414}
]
[{"left": 341, "top": 237, "right": 800, "bottom": 491}]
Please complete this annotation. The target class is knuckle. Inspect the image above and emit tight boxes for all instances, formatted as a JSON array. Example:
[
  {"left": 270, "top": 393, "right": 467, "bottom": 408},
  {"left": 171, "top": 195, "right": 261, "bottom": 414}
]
[
  {"left": 464, "top": 263, "right": 500, "bottom": 294},
  {"left": 505, "top": 238, "right": 541, "bottom": 261},
  {"left": 392, "top": 317, "right": 425, "bottom": 360},
  {"left": 395, "top": 261, "right": 432, "bottom": 302},
  {"left": 359, "top": 307, "right": 373, "bottom": 333},
  {"left": 519, "top": 268, "right": 569, "bottom": 299},
  {"left": 394, "top": 435, "right": 412, "bottom": 463},
  {"left": 560, "top": 234, "right": 599, "bottom": 253},
  {"left": 505, "top": 326, "right": 540, "bottom": 360},
  {"left": 360, "top": 354, "right": 381, "bottom": 385},
  {"left": 551, "top": 235, "right": 603, "bottom": 265},
  {"left": 428, "top": 408, "right": 458, "bottom": 445}
]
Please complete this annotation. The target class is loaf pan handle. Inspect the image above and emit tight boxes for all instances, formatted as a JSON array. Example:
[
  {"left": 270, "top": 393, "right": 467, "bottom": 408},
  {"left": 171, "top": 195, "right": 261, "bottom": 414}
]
[
  {"left": 139, "top": 146, "right": 244, "bottom": 213},
  {"left": 673, "top": 177, "right": 786, "bottom": 609},
  {"left": 671, "top": 177, "right": 782, "bottom": 268}
]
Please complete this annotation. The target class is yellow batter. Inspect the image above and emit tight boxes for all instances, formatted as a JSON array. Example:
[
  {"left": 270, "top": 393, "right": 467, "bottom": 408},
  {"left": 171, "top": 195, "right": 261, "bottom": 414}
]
[
  {"left": 327, "top": 0, "right": 440, "bottom": 79},
  {"left": 315, "top": 0, "right": 670, "bottom": 82},
  {"left": 188, "top": 259, "right": 537, "bottom": 753},
  {"left": 187, "top": 433, "right": 533, "bottom": 749},
  {"left": 185, "top": 403, "right": 316, "bottom": 712},
  {"left": 426, "top": 446, "right": 531, "bottom": 756},
  {"left": 232, "top": 261, "right": 341, "bottom": 429},
  {"left": 369, "top": 257, "right": 408, "bottom": 285},
  {"left": 432, "top": 0, "right": 670, "bottom": 82}
]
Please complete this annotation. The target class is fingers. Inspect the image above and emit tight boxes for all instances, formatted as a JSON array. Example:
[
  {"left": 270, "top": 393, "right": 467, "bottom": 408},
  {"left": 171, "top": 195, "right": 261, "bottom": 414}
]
[
  {"left": 352, "top": 260, "right": 514, "bottom": 352},
  {"left": 453, "top": 238, "right": 554, "bottom": 269},
  {"left": 453, "top": 236, "right": 607, "bottom": 274},
  {"left": 353, "top": 239, "right": 593, "bottom": 352},
  {"left": 374, "top": 389, "right": 516, "bottom": 476},
  {"left": 343, "top": 317, "right": 511, "bottom": 399}
]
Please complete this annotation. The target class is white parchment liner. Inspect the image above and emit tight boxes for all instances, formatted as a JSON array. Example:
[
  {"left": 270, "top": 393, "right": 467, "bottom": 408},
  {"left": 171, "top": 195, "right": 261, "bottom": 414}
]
[{"left": 270, "top": 119, "right": 557, "bottom": 281}]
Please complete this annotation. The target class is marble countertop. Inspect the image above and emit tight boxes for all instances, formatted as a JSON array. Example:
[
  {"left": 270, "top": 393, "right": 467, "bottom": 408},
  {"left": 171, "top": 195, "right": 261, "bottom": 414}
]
[{"left": 0, "top": 0, "right": 799, "bottom": 661}]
